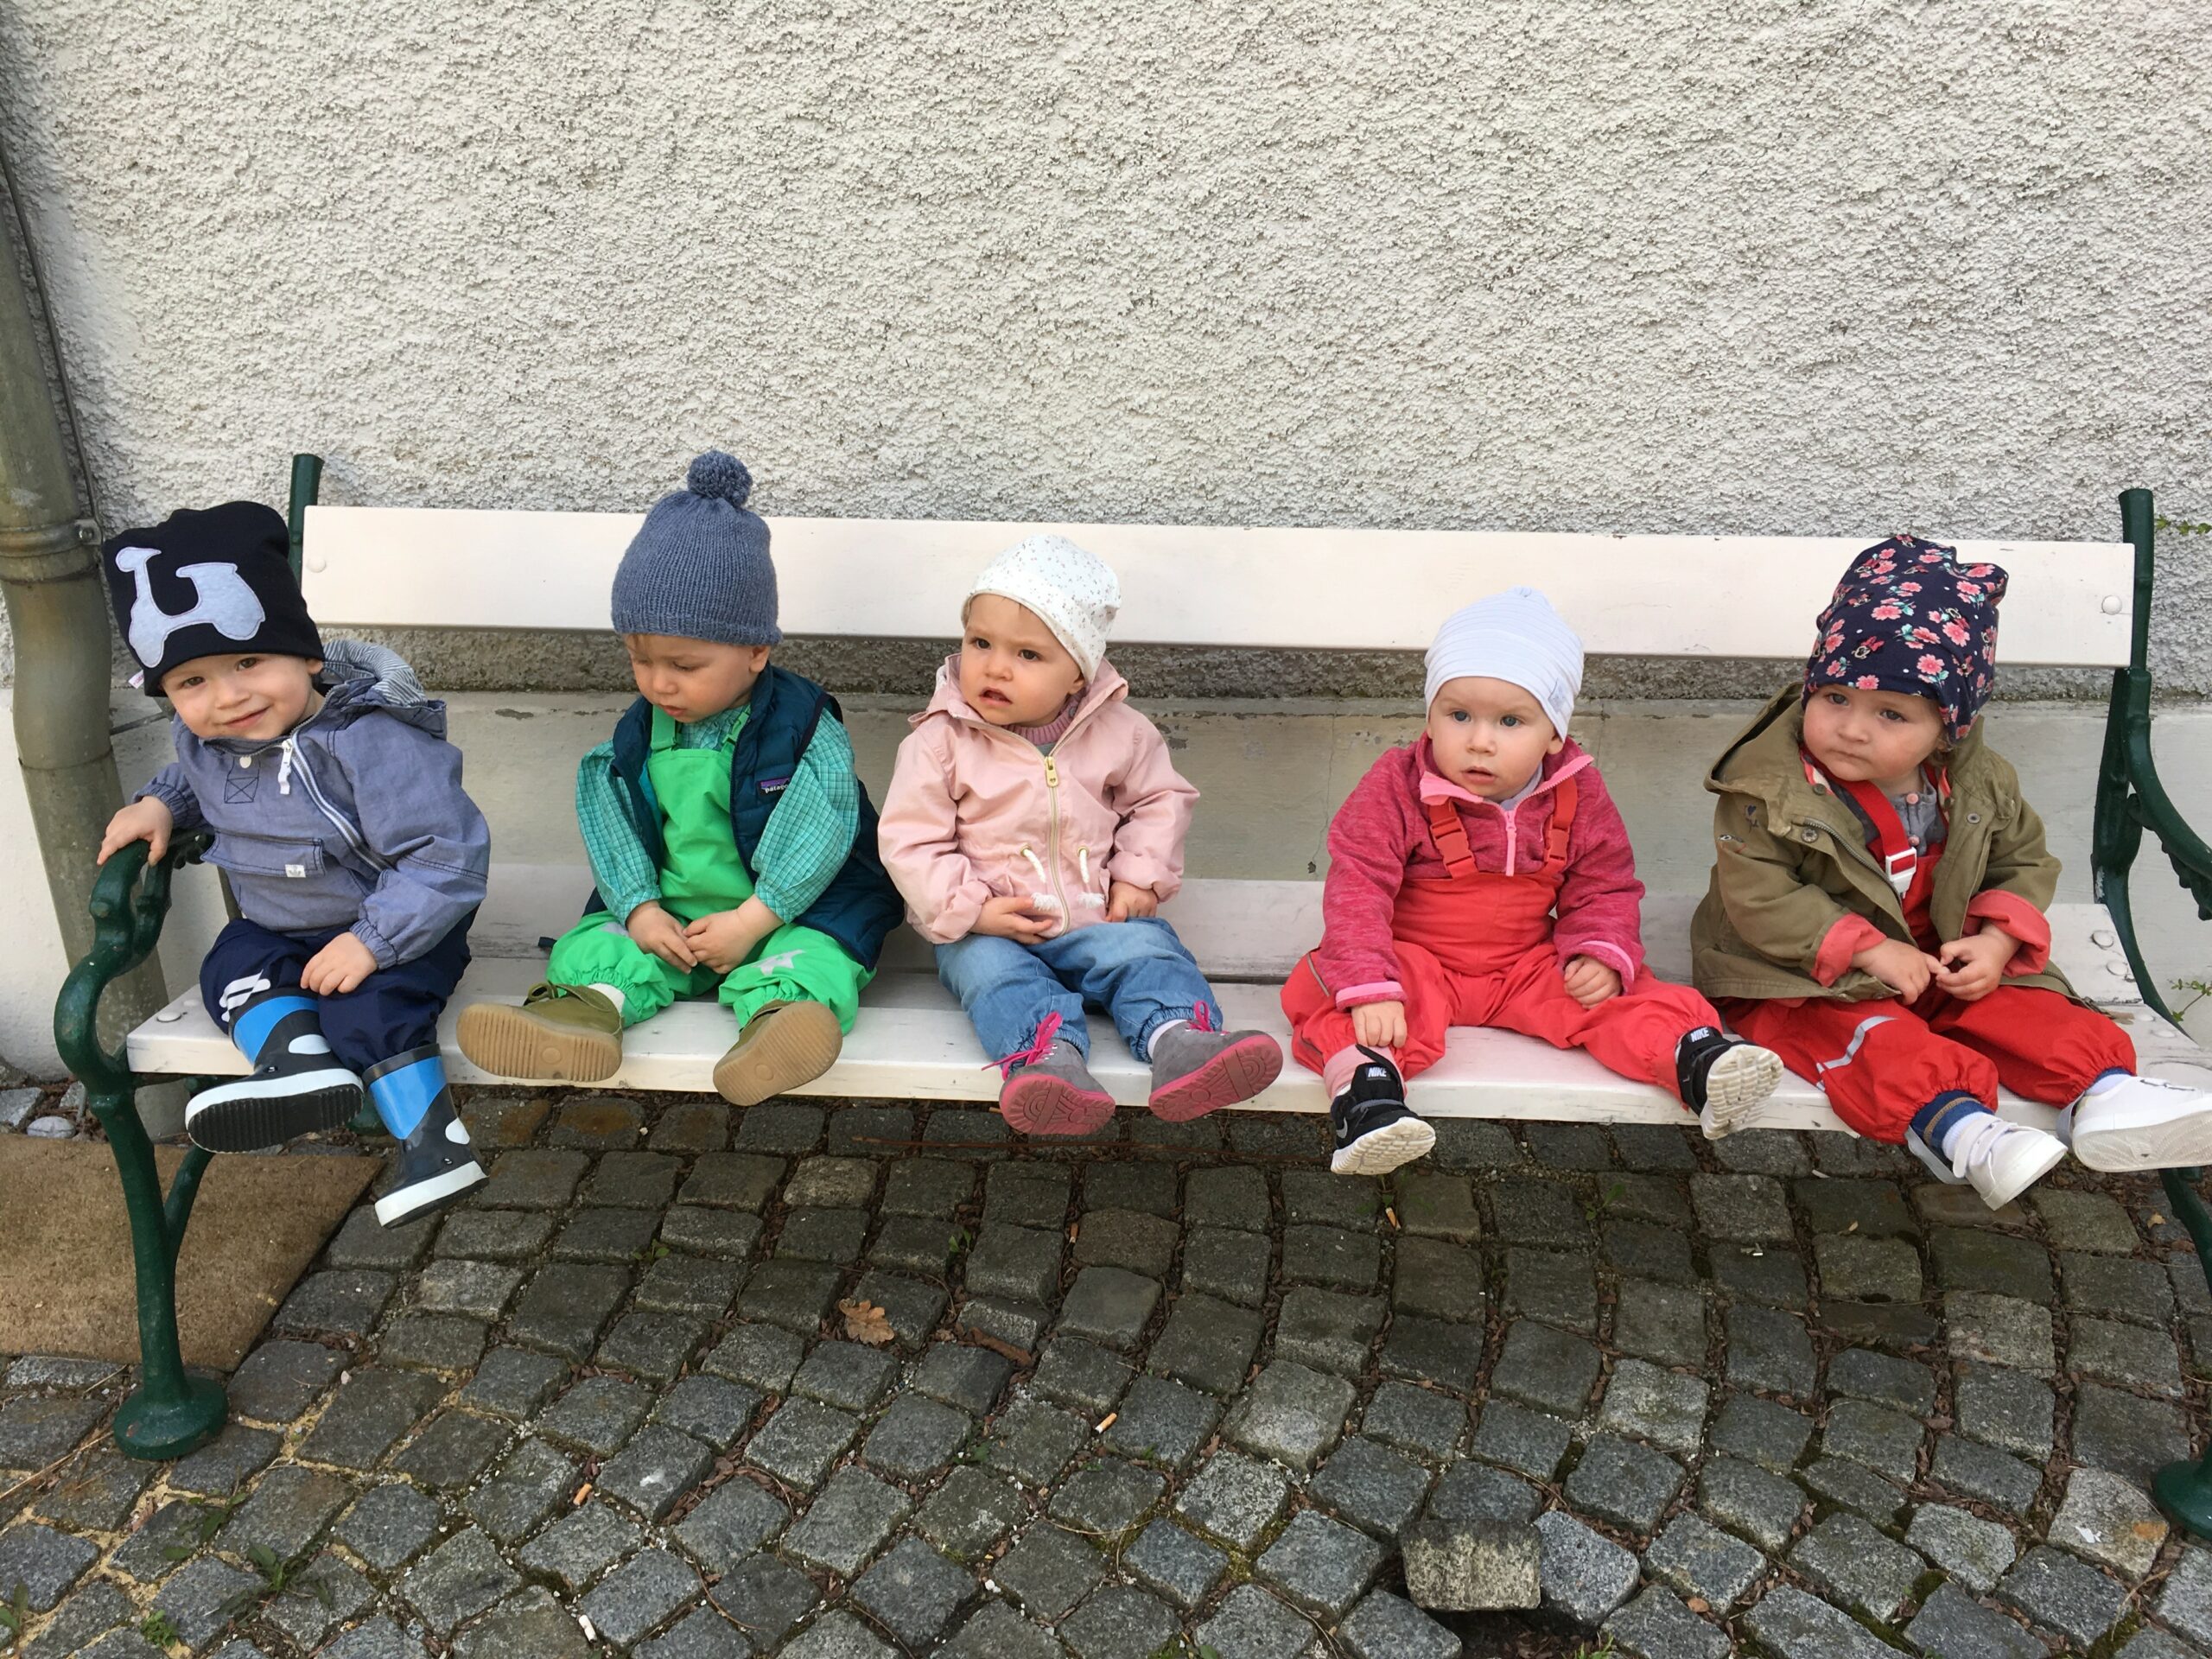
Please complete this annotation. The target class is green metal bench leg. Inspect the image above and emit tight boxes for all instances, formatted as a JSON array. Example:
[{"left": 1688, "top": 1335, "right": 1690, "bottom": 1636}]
[
  {"left": 98, "top": 1083, "right": 225, "bottom": 1459},
  {"left": 2155, "top": 1166, "right": 2212, "bottom": 1533},
  {"left": 53, "top": 836, "right": 227, "bottom": 1460},
  {"left": 2094, "top": 492, "right": 2212, "bottom": 1535}
]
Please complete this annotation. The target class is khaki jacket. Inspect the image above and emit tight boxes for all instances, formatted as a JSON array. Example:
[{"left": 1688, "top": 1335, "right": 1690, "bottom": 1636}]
[{"left": 1689, "top": 689, "right": 2071, "bottom": 1003}]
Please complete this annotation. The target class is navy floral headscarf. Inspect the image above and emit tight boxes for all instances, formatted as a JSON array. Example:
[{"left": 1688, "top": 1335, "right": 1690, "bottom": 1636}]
[{"left": 1804, "top": 535, "right": 2007, "bottom": 741}]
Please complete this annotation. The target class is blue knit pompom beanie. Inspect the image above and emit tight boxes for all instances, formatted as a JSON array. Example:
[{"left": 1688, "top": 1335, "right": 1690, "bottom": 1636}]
[{"left": 611, "top": 450, "right": 781, "bottom": 645}]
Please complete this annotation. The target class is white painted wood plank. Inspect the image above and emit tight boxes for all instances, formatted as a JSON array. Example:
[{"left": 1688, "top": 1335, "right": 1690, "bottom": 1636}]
[
  {"left": 301, "top": 505, "right": 2136, "bottom": 668},
  {"left": 138, "top": 925, "right": 2181, "bottom": 1132}
]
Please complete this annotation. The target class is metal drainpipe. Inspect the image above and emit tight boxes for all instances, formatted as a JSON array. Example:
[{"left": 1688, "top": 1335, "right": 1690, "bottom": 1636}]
[{"left": 0, "top": 188, "right": 167, "bottom": 1034}]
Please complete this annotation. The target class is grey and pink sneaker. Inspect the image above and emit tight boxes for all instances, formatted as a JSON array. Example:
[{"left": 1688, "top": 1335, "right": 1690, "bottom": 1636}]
[
  {"left": 1147, "top": 1007, "right": 1283, "bottom": 1122},
  {"left": 995, "top": 1015, "right": 1116, "bottom": 1136}
]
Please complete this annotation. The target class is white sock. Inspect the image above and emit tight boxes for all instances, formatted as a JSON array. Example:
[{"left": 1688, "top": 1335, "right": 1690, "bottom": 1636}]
[
  {"left": 2084, "top": 1070, "right": 2129, "bottom": 1096},
  {"left": 590, "top": 983, "right": 626, "bottom": 1018},
  {"left": 1147, "top": 1020, "right": 1189, "bottom": 1061}
]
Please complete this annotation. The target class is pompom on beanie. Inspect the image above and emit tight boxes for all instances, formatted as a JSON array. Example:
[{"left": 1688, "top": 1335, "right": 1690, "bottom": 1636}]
[
  {"left": 964, "top": 534, "right": 1121, "bottom": 679},
  {"left": 1804, "top": 535, "right": 2007, "bottom": 741},
  {"left": 612, "top": 451, "right": 780, "bottom": 645},
  {"left": 1424, "top": 587, "right": 1584, "bottom": 736}
]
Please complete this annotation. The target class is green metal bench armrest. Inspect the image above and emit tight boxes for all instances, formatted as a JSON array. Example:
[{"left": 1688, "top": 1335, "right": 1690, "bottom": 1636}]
[{"left": 49, "top": 830, "right": 228, "bottom": 1459}]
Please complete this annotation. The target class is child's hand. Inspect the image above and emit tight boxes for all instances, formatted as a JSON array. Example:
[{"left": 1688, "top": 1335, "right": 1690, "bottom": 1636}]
[
  {"left": 302, "top": 932, "right": 378, "bottom": 996},
  {"left": 684, "top": 906, "right": 772, "bottom": 976},
  {"left": 626, "top": 901, "right": 698, "bottom": 970},
  {"left": 98, "top": 798, "right": 173, "bottom": 865},
  {"left": 1106, "top": 881, "right": 1158, "bottom": 922},
  {"left": 1561, "top": 956, "right": 1623, "bottom": 1007},
  {"left": 1935, "top": 928, "right": 2015, "bottom": 1002},
  {"left": 1351, "top": 1000, "right": 1408, "bottom": 1051},
  {"left": 1852, "top": 938, "right": 1945, "bottom": 1001},
  {"left": 974, "top": 895, "right": 1057, "bottom": 944}
]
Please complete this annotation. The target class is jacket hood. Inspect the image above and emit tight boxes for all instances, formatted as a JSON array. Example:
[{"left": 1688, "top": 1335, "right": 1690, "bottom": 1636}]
[
  {"left": 912, "top": 654, "right": 1130, "bottom": 731},
  {"left": 315, "top": 639, "right": 448, "bottom": 738}
]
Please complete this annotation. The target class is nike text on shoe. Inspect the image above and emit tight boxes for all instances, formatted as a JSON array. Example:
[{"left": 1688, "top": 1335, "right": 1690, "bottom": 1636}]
[
  {"left": 2067, "top": 1074, "right": 2212, "bottom": 1173},
  {"left": 366, "top": 1045, "right": 486, "bottom": 1226},
  {"left": 1330, "top": 1046, "right": 1434, "bottom": 1176},
  {"left": 713, "top": 1000, "right": 843, "bottom": 1107},
  {"left": 995, "top": 1014, "right": 1116, "bottom": 1137},
  {"left": 1675, "top": 1026, "right": 1785, "bottom": 1140},
  {"left": 1147, "top": 1007, "right": 1284, "bottom": 1122},
  {"left": 1908, "top": 1110, "right": 2067, "bottom": 1211},
  {"left": 455, "top": 982, "right": 623, "bottom": 1083},
  {"left": 186, "top": 987, "right": 362, "bottom": 1152}
]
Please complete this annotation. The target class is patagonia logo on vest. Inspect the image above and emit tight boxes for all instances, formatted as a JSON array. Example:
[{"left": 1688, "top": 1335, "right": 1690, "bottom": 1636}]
[{"left": 759, "top": 775, "right": 792, "bottom": 795}]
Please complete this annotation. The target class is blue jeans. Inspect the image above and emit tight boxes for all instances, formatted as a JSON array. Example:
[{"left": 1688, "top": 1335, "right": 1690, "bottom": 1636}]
[{"left": 936, "top": 918, "right": 1222, "bottom": 1064}]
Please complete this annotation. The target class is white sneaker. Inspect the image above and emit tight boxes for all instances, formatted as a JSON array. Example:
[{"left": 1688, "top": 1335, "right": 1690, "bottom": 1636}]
[
  {"left": 2066, "top": 1075, "right": 2212, "bottom": 1173},
  {"left": 1908, "top": 1112, "right": 2067, "bottom": 1210}
]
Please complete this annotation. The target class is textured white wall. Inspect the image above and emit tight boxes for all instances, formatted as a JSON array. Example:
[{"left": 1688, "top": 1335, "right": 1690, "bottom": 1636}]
[{"left": 2, "top": 0, "right": 2209, "bottom": 694}]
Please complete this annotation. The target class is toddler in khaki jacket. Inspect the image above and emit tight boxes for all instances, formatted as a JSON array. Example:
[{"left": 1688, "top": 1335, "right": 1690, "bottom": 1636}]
[
  {"left": 1694, "top": 535, "right": 2212, "bottom": 1208},
  {"left": 878, "top": 535, "right": 1282, "bottom": 1135}
]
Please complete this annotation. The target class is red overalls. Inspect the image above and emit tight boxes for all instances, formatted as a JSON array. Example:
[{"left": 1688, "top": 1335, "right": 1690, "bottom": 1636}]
[
  {"left": 1282, "top": 778, "right": 1722, "bottom": 1099},
  {"left": 1720, "top": 759, "right": 2133, "bottom": 1142}
]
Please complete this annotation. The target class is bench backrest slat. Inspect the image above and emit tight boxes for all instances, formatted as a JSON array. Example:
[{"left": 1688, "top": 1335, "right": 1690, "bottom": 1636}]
[{"left": 302, "top": 506, "right": 2137, "bottom": 668}]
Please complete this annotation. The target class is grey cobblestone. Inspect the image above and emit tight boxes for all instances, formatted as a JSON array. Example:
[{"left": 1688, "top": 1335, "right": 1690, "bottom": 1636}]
[{"left": 23, "top": 1106, "right": 2212, "bottom": 1659}]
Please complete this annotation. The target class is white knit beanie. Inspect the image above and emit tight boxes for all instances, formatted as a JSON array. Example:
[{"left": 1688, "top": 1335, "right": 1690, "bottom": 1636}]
[
  {"left": 965, "top": 534, "right": 1121, "bottom": 679},
  {"left": 1424, "top": 587, "right": 1584, "bottom": 736}
]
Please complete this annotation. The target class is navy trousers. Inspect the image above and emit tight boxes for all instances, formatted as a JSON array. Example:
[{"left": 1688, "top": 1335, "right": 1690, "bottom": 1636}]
[{"left": 200, "top": 913, "right": 474, "bottom": 1072}]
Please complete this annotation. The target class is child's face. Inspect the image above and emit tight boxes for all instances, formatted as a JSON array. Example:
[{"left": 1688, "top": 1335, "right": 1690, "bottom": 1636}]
[
  {"left": 1426, "top": 676, "right": 1564, "bottom": 801},
  {"left": 624, "top": 634, "right": 771, "bottom": 725},
  {"left": 959, "top": 594, "right": 1086, "bottom": 728},
  {"left": 1802, "top": 683, "right": 1948, "bottom": 793},
  {"left": 162, "top": 652, "right": 321, "bottom": 743}
]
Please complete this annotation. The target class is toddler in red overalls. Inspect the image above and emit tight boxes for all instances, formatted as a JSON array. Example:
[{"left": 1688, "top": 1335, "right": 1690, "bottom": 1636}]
[
  {"left": 1283, "top": 588, "right": 1785, "bottom": 1175},
  {"left": 1694, "top": 536, "right": 2212, "bottom": 1209}
]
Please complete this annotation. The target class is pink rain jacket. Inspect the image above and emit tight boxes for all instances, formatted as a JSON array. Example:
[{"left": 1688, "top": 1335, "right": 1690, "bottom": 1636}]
[{"left": 879, "top": 658, "right": 1198, "bottom": 944}]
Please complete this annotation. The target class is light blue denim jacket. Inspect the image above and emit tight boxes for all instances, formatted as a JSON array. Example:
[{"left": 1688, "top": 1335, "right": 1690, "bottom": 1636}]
[{"left": 138, "top": 641, "right": 490, "bottom": 968}]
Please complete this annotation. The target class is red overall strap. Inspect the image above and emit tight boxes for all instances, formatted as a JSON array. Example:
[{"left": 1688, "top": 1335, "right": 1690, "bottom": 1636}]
[
  {"left": 1811, "top": 753, "right": 1940, "bottom": 910},
  {"left": 1541, "top": 775, "right": 1578, "bottom": 873},
  {"left": 1426, "top": 796, "right": 1478, "bottom": 879}
]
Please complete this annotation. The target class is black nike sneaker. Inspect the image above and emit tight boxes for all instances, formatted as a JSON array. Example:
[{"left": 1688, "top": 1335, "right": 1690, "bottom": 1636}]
[
  {"left": 1675, "top": 1025, "right": 1785, "bottom": 1140},
  {"left": 1328, "top": 1046, "right": 1435, "bottom": 1175}
]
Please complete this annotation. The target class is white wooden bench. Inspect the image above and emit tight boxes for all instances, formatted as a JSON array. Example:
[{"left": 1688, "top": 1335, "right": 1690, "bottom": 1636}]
[
  {"left": 114, "top": 496, "right": 2212, "bottom": 1135},
  {"left": 60, "top": 467, "right": 2212, "bottom": 1462}
]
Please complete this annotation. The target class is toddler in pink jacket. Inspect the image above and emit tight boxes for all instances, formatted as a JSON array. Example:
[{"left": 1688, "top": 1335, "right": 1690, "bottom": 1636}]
[{"left": 879, "top": 535, "right": 1283, "bottom": 1135}]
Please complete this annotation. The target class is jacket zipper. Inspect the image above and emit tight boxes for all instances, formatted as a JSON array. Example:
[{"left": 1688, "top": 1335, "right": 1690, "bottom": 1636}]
[
  {"left": 960, "top": 692, "right": 1109, "bottom": 921},
  {"left": 1041, "top": 753, "right": 1073, "bottom": 919},
  {"left": 288, "top": 742, "right": 392, "bottom": 874}
]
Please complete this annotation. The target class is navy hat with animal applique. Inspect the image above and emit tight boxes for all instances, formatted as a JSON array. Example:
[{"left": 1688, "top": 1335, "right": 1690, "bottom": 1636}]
[{"left": 102, "top": 502, "right": 323, "bottom": 698}]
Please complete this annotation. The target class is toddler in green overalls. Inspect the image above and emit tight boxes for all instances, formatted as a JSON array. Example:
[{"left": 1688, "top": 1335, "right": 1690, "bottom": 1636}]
[{"left": 458, "top": 452, "right": 904, "bottom": 1103}]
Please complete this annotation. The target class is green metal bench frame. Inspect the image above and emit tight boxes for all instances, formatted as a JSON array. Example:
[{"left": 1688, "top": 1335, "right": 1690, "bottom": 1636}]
[{"left": 49, "top": 474, "right": 2212, "bottom": 1527}]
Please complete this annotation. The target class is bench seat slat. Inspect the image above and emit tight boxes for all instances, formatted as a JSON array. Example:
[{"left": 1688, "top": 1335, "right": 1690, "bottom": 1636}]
[
  {"left": 133, "top": 902, "right": 2196, "bottom": 1133},
  {"left": 301, "top": 506, "right": 2137, "bottom": 668}
]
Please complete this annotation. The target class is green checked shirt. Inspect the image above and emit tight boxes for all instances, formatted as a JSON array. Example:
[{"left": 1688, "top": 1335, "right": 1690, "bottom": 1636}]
[{"left": 575, "top": 704, "right": 861, "bottom": 925}]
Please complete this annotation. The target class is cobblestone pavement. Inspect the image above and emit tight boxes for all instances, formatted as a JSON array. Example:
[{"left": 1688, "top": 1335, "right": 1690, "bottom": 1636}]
[{"left": 6, "top": 1090, "right": 2212, "bottom": 1658}]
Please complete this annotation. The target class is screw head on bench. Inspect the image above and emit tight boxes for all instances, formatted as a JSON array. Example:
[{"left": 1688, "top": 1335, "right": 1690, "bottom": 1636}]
[
  {"left": 2103, "top": 595, "right": 2124, "bottom": 614},
  {"left": 2092, "top": 929, "right": 2116, "bottom": 949}
]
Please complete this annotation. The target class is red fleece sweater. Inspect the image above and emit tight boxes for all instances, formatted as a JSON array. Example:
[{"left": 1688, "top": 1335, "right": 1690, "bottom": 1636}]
[{"left": 1314, "top": 738, "right": 1650, "bottom": 1007}]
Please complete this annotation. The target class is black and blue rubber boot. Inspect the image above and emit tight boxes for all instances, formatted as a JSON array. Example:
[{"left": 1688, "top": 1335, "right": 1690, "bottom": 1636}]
[
  {"left": 365, "top": 1045, "right": 487, "bottom": 1226},
  {"left": 186, "top": 987, "right": 363, "bottom": 1153}
]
